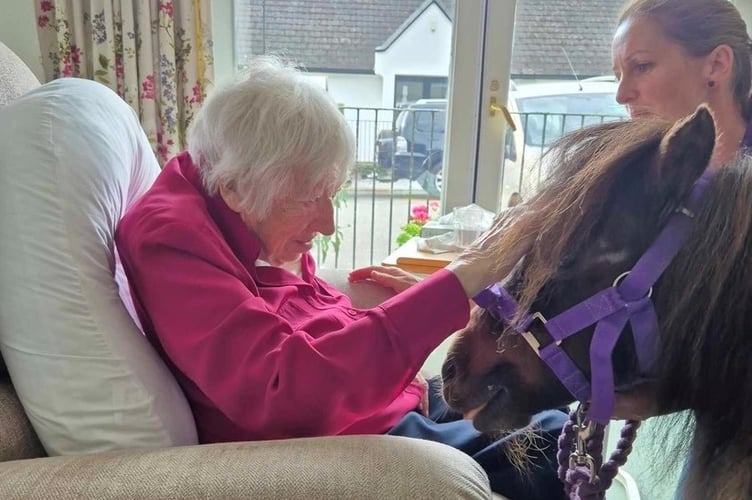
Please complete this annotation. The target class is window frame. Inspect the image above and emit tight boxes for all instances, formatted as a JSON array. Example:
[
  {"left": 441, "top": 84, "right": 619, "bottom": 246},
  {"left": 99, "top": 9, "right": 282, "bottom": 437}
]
[
  {"left": 393, "top": 75, "right": 448, "bottom": 107},
  {"left": 442, "top": 0, "right": 517, "bottom": 213}
]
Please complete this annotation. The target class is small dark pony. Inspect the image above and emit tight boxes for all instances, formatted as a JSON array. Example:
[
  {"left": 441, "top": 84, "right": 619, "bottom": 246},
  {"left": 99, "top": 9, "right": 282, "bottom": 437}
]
[{"left": 441, "top": 107, "right": 752, "bottom": 500}]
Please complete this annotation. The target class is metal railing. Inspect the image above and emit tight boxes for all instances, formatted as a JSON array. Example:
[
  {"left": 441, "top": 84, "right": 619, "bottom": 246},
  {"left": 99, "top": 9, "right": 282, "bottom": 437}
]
[{"left": 314, "top": 107, "right": 626, "bottom": 270}]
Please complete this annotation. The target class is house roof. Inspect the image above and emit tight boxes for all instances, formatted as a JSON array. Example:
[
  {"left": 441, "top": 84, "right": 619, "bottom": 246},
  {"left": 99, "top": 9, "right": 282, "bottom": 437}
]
[
  {"left": 235, "top": 0, "right": 450, "bottom": 73},
  {"left": 375, "top": 0, "right": 452, "bottom": 52},
  {"left": 234, "top": 0, "right": 623, "bottom": 78},
  {"left": 513, "top": 0, "right": 622, "bottom": 79}
]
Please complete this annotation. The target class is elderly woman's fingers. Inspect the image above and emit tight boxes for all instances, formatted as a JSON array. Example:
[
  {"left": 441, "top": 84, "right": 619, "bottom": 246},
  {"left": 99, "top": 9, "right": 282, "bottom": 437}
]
[
  {"left": 348, "top": 267, "right": 378, "bottom": 282},
  {"left": 349, "top": 265, "right": 419, "bottom": 293},
  {"left": 349, "top": 265, "right": 414, "bottom": 280}
]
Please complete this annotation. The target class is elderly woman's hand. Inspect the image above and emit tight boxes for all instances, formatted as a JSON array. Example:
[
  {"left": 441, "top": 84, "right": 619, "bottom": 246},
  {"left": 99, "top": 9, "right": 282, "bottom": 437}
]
[
  {"left": 446, "top": 206, "right": 529, "bottom": 298},
  {"left": 348, "top": 265, "right": 421, "bottom": 294}
]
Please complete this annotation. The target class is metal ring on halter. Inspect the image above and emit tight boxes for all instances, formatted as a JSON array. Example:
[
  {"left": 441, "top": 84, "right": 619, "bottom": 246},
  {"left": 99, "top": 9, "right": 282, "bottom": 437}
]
[{"left": 612, "top": 271, "right": 653, "bottom": 299}]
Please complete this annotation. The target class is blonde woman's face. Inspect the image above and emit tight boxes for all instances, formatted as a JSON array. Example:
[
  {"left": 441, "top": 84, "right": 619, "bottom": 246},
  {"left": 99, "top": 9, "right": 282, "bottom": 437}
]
[{"left": 612, "top": 17, "right": 711, "bottom": 121}]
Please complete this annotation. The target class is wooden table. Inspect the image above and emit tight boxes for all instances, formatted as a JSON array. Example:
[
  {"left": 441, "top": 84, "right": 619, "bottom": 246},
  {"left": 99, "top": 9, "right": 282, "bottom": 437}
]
[{"left": 382, "top": 237, "right": 460, "bottom": 275}]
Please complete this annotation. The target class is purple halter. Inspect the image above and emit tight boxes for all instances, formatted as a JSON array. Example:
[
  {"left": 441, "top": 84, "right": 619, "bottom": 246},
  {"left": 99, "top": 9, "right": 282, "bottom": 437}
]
[{"left": 474, "top": 171, "right": 714, "bottom": 425}]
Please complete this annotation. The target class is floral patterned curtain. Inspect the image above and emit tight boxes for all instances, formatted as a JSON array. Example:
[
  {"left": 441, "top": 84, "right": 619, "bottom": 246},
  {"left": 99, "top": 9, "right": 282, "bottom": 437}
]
[{"left": 35, "top": 0, "right": 214, "bottom": 164}]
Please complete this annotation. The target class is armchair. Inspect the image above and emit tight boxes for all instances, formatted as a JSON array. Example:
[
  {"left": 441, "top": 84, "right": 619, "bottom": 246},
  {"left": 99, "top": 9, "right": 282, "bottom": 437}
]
[{"left": 0, "top": 42, "right": 492, "bottom": 499}]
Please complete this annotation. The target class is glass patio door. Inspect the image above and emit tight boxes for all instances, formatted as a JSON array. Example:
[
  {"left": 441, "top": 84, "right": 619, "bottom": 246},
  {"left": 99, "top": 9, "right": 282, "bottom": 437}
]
[{"left": 442, "top": 0, "right": 517, "bottom": 214}]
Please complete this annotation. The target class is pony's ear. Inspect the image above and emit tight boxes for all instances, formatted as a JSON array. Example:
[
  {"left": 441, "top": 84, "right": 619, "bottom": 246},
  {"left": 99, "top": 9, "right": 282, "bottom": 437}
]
[{"left": 655, "top": 105, "right": 716, "bottom": 200}]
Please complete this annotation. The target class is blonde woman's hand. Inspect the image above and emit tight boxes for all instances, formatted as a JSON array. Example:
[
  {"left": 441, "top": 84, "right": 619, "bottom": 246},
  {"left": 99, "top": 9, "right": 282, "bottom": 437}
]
[{"left": 348, "top": 265, "right": 421, "bottom": 294}]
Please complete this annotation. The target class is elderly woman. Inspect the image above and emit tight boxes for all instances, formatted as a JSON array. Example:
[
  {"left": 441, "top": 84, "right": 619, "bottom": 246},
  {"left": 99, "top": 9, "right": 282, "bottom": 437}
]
[{"left": 116, "top": 56, "right": 566, "bottom": 500}]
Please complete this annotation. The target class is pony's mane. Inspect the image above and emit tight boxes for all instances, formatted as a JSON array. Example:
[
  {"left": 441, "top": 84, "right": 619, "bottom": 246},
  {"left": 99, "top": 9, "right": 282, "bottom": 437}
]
[
  {"left": 638, "top": 157, "right": 752, "bottom": 490},
  {"left": 656, "top": 155, "right": 752, "bottom": 425},
  {"left": 490, "top": 118, "right": 671, "bottom": 309}
]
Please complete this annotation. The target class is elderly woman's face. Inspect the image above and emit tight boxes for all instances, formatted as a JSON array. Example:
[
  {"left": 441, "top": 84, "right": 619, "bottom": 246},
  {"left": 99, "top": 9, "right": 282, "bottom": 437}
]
[
  {"left": 220, "top": 182, "right": 337, "bottom": 266},
  {"left": 250, "top": 191, "right": 337, "bottom": 266}
]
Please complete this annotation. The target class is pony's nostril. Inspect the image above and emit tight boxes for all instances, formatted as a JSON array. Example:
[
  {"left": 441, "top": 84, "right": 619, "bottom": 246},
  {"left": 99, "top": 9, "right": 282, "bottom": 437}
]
[
  {"left": 441, "top": 358, "right": 457, "bottom": 381},
  {"left": 486, "top": 384, "right": 508, "bottom": 401}
]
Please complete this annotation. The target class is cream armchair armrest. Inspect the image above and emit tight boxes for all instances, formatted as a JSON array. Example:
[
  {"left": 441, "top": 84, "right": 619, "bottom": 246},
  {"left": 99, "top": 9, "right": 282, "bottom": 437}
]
[
  {"left": 0, "top": 435, "right": 492, "bottom": 500},
  {"left": 317, "top": 267, "right": 396, "bottom": 309}
]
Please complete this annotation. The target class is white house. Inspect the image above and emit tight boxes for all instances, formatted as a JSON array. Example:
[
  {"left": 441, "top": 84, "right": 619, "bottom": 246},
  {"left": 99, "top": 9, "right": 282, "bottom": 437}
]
[{"left": 234, "top": 0, "right": 624, "bottom": 161}]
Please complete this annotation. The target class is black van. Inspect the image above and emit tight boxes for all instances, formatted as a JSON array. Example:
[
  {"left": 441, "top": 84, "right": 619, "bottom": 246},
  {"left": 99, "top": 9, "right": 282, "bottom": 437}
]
[{"left": 376, "top": 99, "right": 446, "bottom": 196}]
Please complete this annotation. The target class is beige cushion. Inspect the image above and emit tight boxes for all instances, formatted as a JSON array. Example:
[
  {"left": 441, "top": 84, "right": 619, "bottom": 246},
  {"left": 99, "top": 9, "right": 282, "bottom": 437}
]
[
  {"left": 0, "top": 375, "right": 45, "bottom": 462},
  {"left": 0, "top": 78, "right": 197, "bottom": 456},
  {"left": 0, "top": 435, "right": 492, "bottom": 499},
  {"left": 0, "top": 42, "right": 40, "bottom": 106}
]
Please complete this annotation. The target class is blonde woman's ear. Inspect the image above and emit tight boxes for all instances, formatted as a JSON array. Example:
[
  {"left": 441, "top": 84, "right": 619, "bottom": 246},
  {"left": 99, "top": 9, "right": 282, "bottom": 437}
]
[{"left": 705, "top": 44, "right": 735, "bottom": 87}]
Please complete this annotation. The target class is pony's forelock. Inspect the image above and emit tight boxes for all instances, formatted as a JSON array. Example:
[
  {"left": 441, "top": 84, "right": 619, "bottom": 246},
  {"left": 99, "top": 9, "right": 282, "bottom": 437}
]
[{"left": 491, "top": 118, "right": 671, "bottom": 312}]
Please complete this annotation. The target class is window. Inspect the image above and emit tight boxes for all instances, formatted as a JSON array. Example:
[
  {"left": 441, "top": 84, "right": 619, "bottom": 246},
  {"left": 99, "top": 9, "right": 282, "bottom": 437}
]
[{"left": 394, "top": 76, "right": 448, "bottom": 107}]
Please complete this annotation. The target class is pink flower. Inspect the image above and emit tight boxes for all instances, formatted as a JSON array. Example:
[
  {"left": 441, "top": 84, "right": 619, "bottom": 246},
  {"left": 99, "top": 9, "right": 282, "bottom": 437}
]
[
  {"left": 141, "top": 75, "right": 155, "bottom": 100},
  {"left": 61, "top": 63, "right": 73, "bottom": 77},
  {"left": 115, "top": 59, "right": 124, "bottom": 79},
  {"left": 156, "top": 129, "right": 174, "bottom": 163},
  {"left": 37, "top": 15, "right": 49, "bottom": 28},
  {"left": 189, "top": 81, "right": 202, "bottom": 104},
  {"left": 159, "top": 1, "right": 173, "bottom": 17},
  {"left": 40, "top": 1, "right": 53, "bottom": 12},
  {"left": 410, "top": 204, "right": 430, "bottom": 224},
  {"left": 69, "top": 45, "right": 81, "bottom": 65},
  {"left": 411, "top": 205, "right": 428, "bottom": 218}
]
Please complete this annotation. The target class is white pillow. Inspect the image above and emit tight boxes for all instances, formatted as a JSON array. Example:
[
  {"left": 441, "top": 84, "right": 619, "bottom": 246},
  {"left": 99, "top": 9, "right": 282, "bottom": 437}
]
[{"left": 0, "top": 78, "right": 198, "bottom": 455}]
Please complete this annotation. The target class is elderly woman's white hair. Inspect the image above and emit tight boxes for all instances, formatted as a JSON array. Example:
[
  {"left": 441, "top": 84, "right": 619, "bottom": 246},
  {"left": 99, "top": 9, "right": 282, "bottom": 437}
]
[{"left": 187, "top": 56, "right": 355, "bottom": 219}]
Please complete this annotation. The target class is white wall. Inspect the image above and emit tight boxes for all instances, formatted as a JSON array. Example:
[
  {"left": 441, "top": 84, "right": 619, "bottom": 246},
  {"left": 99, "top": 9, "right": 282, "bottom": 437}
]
[
  {"left": 300, "top": 72, "right": 388, "bottom": 163},
  {"left": 323, "top": 73, "right": 383, "bottom": 108},
  {"left": 734, "top": 0, "right": 752, "bottom": 34},
  {"left": 374, "top": 3, "right": 452, "bottom": 109},
  {"left": 0, "top": 0, "right": 44, "bottom": 80}
]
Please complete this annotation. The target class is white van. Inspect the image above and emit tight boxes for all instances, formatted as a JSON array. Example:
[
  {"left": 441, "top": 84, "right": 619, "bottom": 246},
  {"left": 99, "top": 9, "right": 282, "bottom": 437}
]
[{"left": 501, "top": 80, "right": 628, "bottom": 205}]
